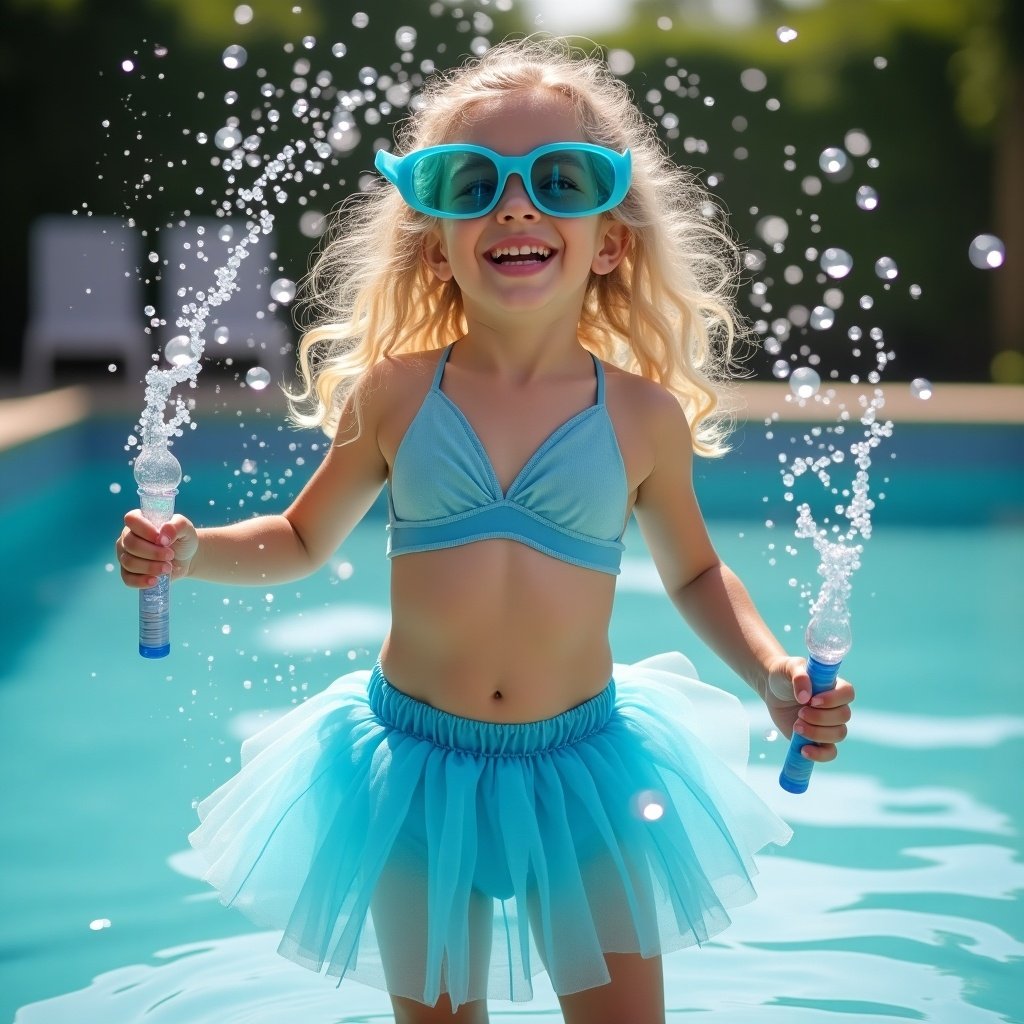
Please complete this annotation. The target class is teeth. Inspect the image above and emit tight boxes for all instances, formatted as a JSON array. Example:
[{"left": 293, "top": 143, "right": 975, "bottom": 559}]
[{"left": 489, "top": 245, "right": 552, "bottom": 259}]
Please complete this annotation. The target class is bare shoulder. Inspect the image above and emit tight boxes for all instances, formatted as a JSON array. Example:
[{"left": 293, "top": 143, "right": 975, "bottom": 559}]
[
  {"left": 360, "top": 347, "right": 447, "bottom": 461},
  {"left": 601, "top": 360, "right": 693, "bottom": 445}
]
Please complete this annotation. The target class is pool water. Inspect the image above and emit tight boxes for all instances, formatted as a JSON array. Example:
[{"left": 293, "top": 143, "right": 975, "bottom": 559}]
[{"left": 1, "top": 414, "right": 1022, "bottom": 1023}]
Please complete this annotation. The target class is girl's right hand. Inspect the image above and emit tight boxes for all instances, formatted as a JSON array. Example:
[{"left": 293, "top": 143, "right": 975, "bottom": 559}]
[{"left": 116, "top": 510, "right": 199, "bottom": 588}]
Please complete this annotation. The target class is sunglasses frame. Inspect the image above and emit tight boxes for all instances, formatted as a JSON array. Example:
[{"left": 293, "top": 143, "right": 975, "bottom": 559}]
[{"left": 374, "top": 142, "right": 632, "bottom": 219}]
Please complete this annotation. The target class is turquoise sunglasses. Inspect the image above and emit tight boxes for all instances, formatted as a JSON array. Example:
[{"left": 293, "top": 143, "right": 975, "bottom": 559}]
[{"left": 374, "top": 142, "right": 632, "bottom": 219}]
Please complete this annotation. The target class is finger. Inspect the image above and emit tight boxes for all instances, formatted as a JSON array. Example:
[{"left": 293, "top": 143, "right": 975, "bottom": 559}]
[
  {"left": 793, "top": 718, "right": 849, "bottom": 744},
  {"left": 810, "top": 679, "right": 855, "bottom": 708},
  {"left": 124, "top": 508, "right": 165, "bottom": 544},
  {"left": 797, "top": 742, "right": 838, "bottom": 764},
  {"left": 797, "top": 703, "right": 853, "bottom": 727},
  {"left": 120, "top": 528, "right": 175, "bottom": 562}
]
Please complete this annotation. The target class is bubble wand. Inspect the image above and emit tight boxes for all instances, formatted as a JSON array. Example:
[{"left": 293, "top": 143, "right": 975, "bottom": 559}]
[{"left": 776, "top": 393, "right": 890, "bottom": 792}]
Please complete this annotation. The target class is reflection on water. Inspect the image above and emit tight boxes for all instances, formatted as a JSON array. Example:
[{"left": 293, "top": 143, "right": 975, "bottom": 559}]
[{"left": 16, "top": 768, "right": 1023, "bottom": 1024}]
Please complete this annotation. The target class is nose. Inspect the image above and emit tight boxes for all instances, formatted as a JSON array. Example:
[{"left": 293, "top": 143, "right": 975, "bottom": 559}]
[{"left": 494, "top": 172, "right": 539, "bottom": 222}]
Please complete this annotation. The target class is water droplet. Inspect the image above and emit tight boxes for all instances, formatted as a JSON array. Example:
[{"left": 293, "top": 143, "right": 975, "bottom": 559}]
[
  {"left": 218, "top": 224, "right": 234, "bottom": 243},
  {"left": 844, "top": 130, "right": 871, "bottom": 156},
  {"left": 331, "top": 42, "right": 347, "bottom": 58},
  {"left": 395, "top": 26, "right": 417, "bottom": 50},
  {"left": 772, "top": 359, "right": 790, "bottom": 379},
  {"left": 756, "top": 215, "right": 789, "bottom": 245},
  {"left": 909, "top": 283, "right": 922, "bottom": 299},
  {"left": 874, "top": 256, "right": 899, "bottom": 280},
  {"left": 776, "top": 26, "right": 798, "bottom": 43},
  {"left": 270, "top": 278, "right": 296, "bottom": 303},
  {"left": 164, "top": 335, "right": 196, "bottom": 367},
  {"left": 299, "top": 210, "right": 326, "bottom": 237},
  {"left": 221, "top": 624, "right": 232, "bottom": 635},
  {"left": 800, "top": 175, "right": 822, "bottom": 196},
  {"left": 809, "top": 306, "right": 835, "bottom": 330},
  {"left": 352, "top": 11, "right": 369, "bottom": 28},
  {"left": 89, "top": 919, "right": 112, "bottom": 931},
  {"left": 820, "top": 247, "right": 853, "bottom": 279},
  {"left": 789, "top": 367, "right": 821, "bottom": 399},
  {"left": 819, "top": 147, "right": 848, "bottom": 176},
  {"left": 968, "top": 233, "right": 1005, "bottom": 270},
  {"left": 606, "top": 49, "right": 635, "bottom": 75},
  {"left": 910, "top": 378, "right": 933, "bottom": 400},
  {"left": 233, "top": 5, "right": 253, "bottom": 25},
  {"left": 632, "top": 789, "right": 666, "bottom": 821},
  {"left": 763, "top": 728, "right": 779, "bottom": 742},
  {"left": 121, "top": 59, "right": 135, "bottom": 74},
  {"left": 856, "top": 185, "right": 879, "bottom": 211},
  {"left": 222, "top": 44, "right": 248, "bottom": 70},
  {"left": 109, "top": 482, "right": 122, "bottom": 494},
  {"left": 246, "top": 366, "right": 272, "bottom": 390},
  {"left": 215, "top": 126, "right": 242, "bottom": 150},
  {"left": 148, "top": 251, "right": 160, "bottom": 264},
  {"left": 240, "top": 458, "right": 258, "bottom": 474},
  {"left": 740, "top": 68, "right": 767, "bottom": 92}
]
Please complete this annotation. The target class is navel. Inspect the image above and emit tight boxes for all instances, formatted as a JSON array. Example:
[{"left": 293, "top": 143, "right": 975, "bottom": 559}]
[{"left": 492, "top": 690, "right": 503, "bottom": 701}]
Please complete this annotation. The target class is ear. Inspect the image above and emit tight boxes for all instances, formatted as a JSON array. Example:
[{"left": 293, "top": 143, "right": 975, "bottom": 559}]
[
  {"left": 591, "top": 219, "right": 631, "bottom": 276},
  {"left": 422, "top": 228, "right": 454, "bottom": 282}
]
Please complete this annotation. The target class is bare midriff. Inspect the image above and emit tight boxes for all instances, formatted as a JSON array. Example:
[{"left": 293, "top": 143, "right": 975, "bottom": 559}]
[{"left": 379, "top": 538, "right": 617, "bottom": 723}]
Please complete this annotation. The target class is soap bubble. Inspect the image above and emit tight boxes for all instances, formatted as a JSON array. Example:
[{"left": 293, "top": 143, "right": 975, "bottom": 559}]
[
  {"left": 772, "top": 359, "right": 790, "bottom": 379},
  {"left": 395, "top": 26, "right": 417, "bottom": 50},
  {"left": 820, "top": 247, "right": 853, "bottom": 279},
  {"left": 215, "top": 126, "right": 242, "bottom": 151},
  {"left": 874, "top": 256, "right": 899, "bottom": 280},
  {"left": 968, "top": 234, "right": 1005, "bottom": 270},
  {"left": 740, "top": 68, "right": 767, "bottom": 92},
  {"left": 213, "top": 326, "right": 230, "bottom": 345},
  {"left": 856, "top": 185, "right": 879, "bottom": 211},
  {"left": 910, "top": 378, "right": 933, "bottom": 400},
  {"left": 789, "top": 367, "right": 821, "bottom": 399},
  {"left": 776, "top": 26, "right": 798, "bottom": 43},
  {"left": 218, "top": 224, "right": 235, "bottom": 243},
  {"left": 270, "top": 278, "right": 296, "bottom": 303},
  {"left": 632, "top": 789, "right": 666, "bottom": 821},
  {"left": 222, "top": 45, "right": 247, "bottom": 70},
  {"left": 164, "top": 335, "right": 196, "bottom": 367},
  {"left": 819, "top": 147, "right": 848, "bottom": 175},
  {"left": 233, "top": 5, "right": 253, "bottom": 25},
  {"left": 844, "top": 130, "right": 871, "bottom": 156},
  {"left": 756, "top": 215, "right": 789, "bottom": 245},
  {"left": 810, "top": 306, "right": 835, "bottom": 330},
  {"left": 245, "top": 367, "right": 272, "bottom": 390}
]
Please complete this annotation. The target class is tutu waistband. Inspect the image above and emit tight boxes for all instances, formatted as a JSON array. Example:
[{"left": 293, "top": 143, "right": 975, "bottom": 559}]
[{"left": 367, "top": 662, "right": 616, "bottom": 757}]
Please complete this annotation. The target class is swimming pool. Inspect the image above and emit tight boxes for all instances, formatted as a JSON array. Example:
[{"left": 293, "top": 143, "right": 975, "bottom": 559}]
[{"left": 2, "top": 413, "right": 1022, "bottom": 1023}]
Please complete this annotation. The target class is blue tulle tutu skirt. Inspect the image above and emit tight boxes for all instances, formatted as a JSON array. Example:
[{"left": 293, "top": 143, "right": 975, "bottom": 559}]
[{"left": 188, "top": 652, "right": 792, "bottom": 1010}]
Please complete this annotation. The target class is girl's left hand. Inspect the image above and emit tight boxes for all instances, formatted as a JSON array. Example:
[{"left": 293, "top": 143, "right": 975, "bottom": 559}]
[{"left": 763, "top": 656, "right": 854, "bottom": 763}]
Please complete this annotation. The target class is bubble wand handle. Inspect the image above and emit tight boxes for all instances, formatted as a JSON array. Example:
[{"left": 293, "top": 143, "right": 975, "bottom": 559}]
[
  {"left": 778, "top": 655, "right": 842, "bottom": 793},
  {"left": 134, "top": 445, "right": 183, "bottom": 659},
  {"left": 779, "top": 590, "right": 852, "bottom": 794}
]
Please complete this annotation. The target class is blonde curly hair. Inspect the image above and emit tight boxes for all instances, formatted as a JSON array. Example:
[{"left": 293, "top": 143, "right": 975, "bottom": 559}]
[{"left": 287, "top": 36, "right": 748, "bottom": 456}]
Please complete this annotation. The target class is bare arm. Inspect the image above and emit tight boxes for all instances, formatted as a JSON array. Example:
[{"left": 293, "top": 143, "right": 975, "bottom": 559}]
[
  {"left": 118, "top": 366, "right": 388, "bottom": 588},
  {"left": 632, "top": 384, "right": 852, "bottom": 758}
]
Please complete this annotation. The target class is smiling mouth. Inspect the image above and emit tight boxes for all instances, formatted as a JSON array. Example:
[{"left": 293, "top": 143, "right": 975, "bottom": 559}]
[{"left": 486, "top": 244, "right": 554, "bottom": 265}]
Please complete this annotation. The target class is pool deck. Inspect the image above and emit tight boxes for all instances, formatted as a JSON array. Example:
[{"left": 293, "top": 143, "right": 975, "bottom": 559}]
[{"left": 0, "top": 378, "right": 1022, "bottom": 452}]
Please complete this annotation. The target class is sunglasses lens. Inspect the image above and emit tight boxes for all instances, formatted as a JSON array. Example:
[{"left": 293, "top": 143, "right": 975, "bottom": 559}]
[
  {"left": 412, "top": 151, "right": 500, "bottom": 216},
  {"left": 530, "top": 149, "right": 616, "bottom": 214}
]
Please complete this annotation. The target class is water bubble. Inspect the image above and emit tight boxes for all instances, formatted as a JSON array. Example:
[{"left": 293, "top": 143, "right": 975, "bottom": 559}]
[
  {"left": 763, "top": 728, "right": 779, "bottom": 742},
  {"left": 844, "top": 130, "right": 871, "bottom": 156},
  {"left": 910, "top": 378, "right": 933, "bottom": 400},
  {"left": 222, "top": 45, "right": 248, "bottom": 70},
  {"left": 164, "top": 335, "right": 197, "bottom": 367},
  {"left": 810, "top": 305, "right": 835, "bottom": 330},
  {"left": 820, "top": 247, "right": 853, "bottom": 279},
  {"left": 270, "top": 278, "right": 296, "bottom": 304},
  {"left": 109, "top": 482, "right": 122, "bottom": 494},
  {"left": 819, "top": 147, "right": 848, "bottom": 175},
  {"left": 89, "top": 919, "right": 112, "bottom": 931},
  {"left": 352, "top": 11, "right": 369, "bottom": 28},
  {"left": 148, "top": 251, "right": 160, "bottom": 264},
  {"left": 215, "top": 126, "right": 243, "bottom": 150},
  {"left": 245, "top": 367, "right": 272, "bottom": 390},
  {"left": 800, "top": 176, "right": 822, "bottom": 196},
  {"left": 395, "top": 26, "right": 418, "bottom": 51},
  {"left": 790, "top": 366, "right": 821, "bottom": 399},
  {"left": 606, "top": 49, "right": 635, "bottom": 75},
  {"left": 856, "top": 185, "right": 879, "bottom": 211},
  {"left": 224, "top": 90, "right": 238, "bottom": 105},
  {"left": 772, "top": 359, "right": 790, "bottom": 379},
  {"left": 909, "top": 283, "right": 922, "bottom": 299},
  {"left": 240, "top": 458, "right": 258, "bottom": 474},
  {"left": 331, "top": 42, "right": 348, "bottom": 58},
  {"left": 217, "top": 224, "right": 234, "bottom": 243},
  {"left": 874, "top": 256, "right": 899, "bottom": 280},
  {"left": 740, "top": 68, "right": 767, "bottom": 92},
  {"left": 301, "top": 35, "right": 316, "bottom": 49},
  {"left": 784, "top": 264, "right": 803, "bottom": 285},
  {"left": 756, "top": 215, "right": 789, "bottom": 245},
  {"left": 968, "top": 234, "right": 1005, "bottom": 270},
  {"left": 859, "top": 295, "right": 874, "bottom": 310},
  {"left": 776, "top": 26, "right": 798, "bottom": 43},
  {"left": 357, "top": 66, "right": 378, "bottom": 86},
  {"left": 214, "top": 326, "right": 230, "bottom": 345}
]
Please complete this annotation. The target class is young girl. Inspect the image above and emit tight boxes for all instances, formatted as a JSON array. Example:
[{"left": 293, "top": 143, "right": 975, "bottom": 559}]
[{"left": 116, "top": 37, "right": 854, "bottom": 1024}]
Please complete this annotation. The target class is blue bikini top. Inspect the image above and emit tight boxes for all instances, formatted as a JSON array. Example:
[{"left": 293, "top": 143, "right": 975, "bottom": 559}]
[{"left": 386, "top": 343, "right": 628, "bottom": 574}]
